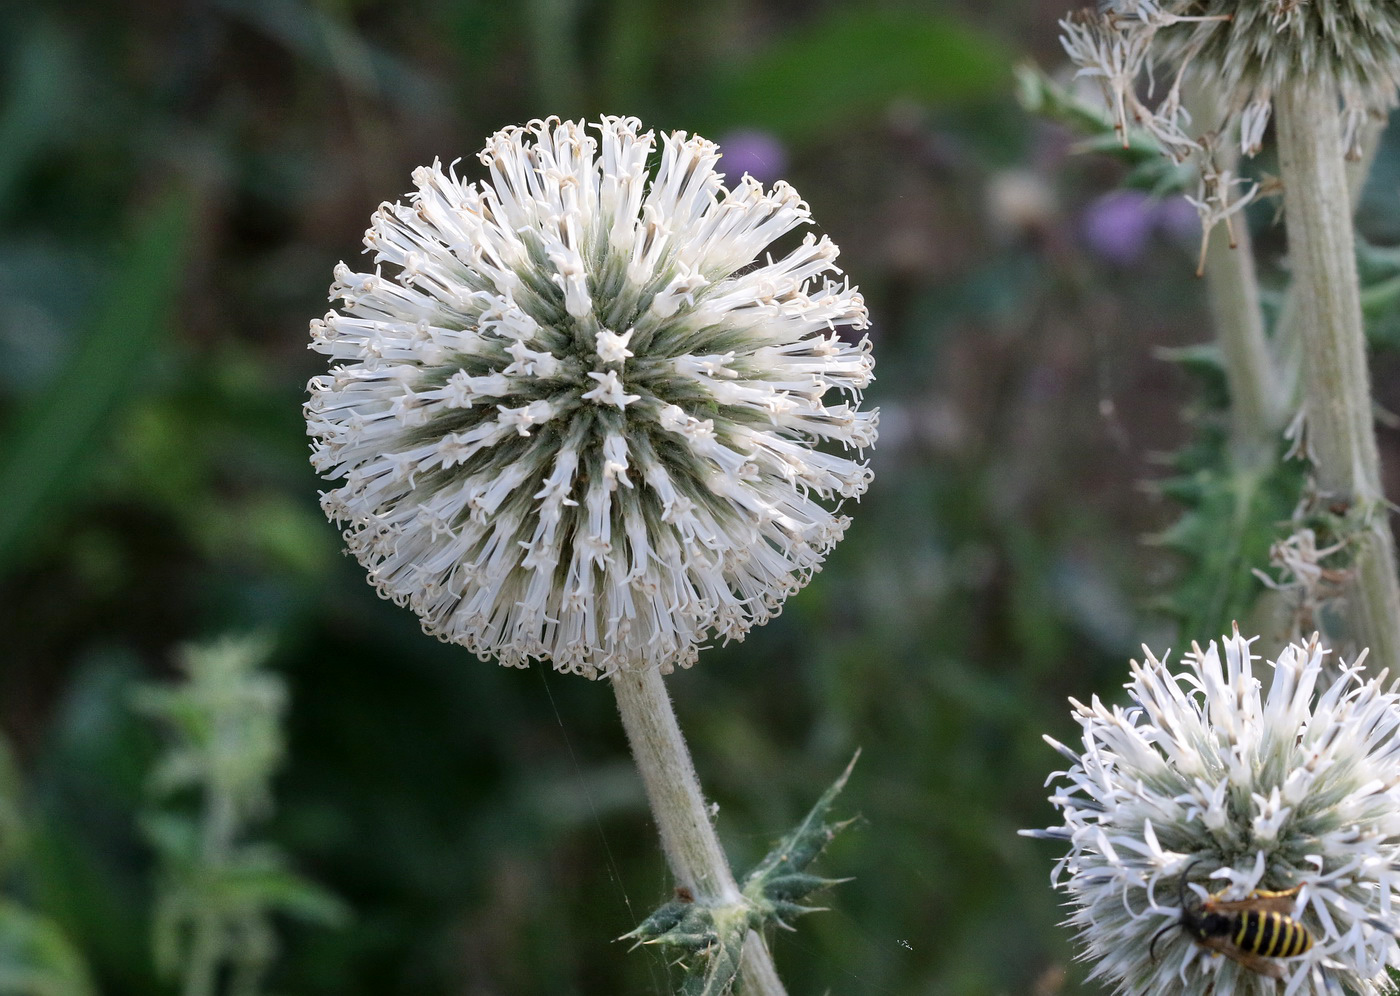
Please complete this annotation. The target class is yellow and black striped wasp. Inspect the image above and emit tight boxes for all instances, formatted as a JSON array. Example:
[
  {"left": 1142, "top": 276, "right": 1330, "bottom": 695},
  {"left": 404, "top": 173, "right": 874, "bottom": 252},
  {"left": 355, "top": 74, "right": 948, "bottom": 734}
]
[{"left": 1150, "top": 860, "right": 1315, "bottom": 979}]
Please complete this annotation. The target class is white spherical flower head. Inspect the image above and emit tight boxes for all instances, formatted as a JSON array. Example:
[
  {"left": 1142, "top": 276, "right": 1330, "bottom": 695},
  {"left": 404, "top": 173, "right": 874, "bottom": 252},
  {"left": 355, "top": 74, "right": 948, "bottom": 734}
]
[
  {"left": 1024, "top": 628, "right": 1400, "bottom": 995},
  {"left": 305, "top": 117, "right": 876, "bottom": 678}
]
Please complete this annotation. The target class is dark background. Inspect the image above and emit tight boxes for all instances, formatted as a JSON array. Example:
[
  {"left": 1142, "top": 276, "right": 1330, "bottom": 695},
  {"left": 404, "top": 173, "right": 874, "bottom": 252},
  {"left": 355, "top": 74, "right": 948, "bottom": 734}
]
[{"left": 6, "top": 0, "right": 1400, "bottom": 993}]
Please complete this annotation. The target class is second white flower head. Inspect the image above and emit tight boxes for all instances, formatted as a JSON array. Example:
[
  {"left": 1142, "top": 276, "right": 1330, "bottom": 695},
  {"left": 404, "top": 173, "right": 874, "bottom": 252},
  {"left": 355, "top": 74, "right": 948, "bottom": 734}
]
[
  {"left": 306, "top": 117, "right": 876, "bottom": 677},
  {"left": 1027, "top": 629, "right": 1400, "bottom": 995}
]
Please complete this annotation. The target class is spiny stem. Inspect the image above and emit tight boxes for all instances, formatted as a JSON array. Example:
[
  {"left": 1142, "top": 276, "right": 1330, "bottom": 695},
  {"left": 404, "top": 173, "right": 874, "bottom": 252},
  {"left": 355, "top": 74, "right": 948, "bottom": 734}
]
[
  {"left": 1274, "top": 80, "right": 1400, "bottom": 673},
  {"left": 611, "top": 668, "right": 787, "bottom": 995}
]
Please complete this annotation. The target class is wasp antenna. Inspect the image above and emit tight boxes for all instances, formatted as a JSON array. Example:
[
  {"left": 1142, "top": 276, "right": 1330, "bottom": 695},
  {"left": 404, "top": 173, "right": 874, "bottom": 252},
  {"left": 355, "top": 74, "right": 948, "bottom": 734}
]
[
  {"left": 1179, "top": 858, "right": 1205, "bottom": 908},
  {"left": 1149, "top": 920, "right": 1180, "bottom": 962},
  {"left": 1178, "top": 865, "right": 1189, "bottom": 908},
  {"left": 1152, "top": 857, "right": 1205, "bottom": 963}
]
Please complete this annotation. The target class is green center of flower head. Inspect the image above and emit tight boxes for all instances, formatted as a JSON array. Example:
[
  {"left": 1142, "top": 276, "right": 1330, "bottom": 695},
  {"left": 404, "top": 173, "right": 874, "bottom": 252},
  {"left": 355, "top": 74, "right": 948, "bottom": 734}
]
[{"left": 305, "top": 117, "right": 877, "bottom": 677}]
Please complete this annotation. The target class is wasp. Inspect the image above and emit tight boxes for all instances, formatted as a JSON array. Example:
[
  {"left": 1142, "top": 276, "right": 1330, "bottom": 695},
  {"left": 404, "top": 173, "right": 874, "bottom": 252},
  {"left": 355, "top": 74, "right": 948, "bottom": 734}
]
[{"left": 1149, "top": 861, "right": 1315, "bottom": 979}]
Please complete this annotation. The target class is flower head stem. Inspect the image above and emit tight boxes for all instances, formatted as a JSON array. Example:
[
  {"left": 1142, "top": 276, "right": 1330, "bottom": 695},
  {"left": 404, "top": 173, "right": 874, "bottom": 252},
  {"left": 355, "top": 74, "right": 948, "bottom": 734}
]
[
  {"left": 1276, "top": 118, "right": 1385, "bottom": 412},
  {"left": 1199, "top": 145, "right": 1279, "bottom": 457},
  {"left": 1274, "top": 80, "right": 1400, "bottom": 672},
  {"left": 1178, "top": 78, "right": 1278, "bottom": 454},
  {"left": 611, "top": 668, "right": 787, "bottom": 995}
]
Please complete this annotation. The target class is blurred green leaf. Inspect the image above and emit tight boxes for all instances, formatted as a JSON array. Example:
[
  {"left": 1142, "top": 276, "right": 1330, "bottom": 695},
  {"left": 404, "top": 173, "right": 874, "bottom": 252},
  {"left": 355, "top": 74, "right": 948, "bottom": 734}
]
[
  {"left": 139, "top": 812, "right": 202, "bottom": 866},
  {"left": 211, "top": 858, "right": 349, "bottom": 926},
  {"left": 702, "top": 9, "right": 1011, "bottom": 140},
  {"left": 212, "top": 0, "right": 445, "bottom": 116},
  {"left": 1357, "top": 235, "right": 1400, "bottom": 350},
  {"left": 0, "top": 901, "right": 96, "bottom": 996},
  {"left": 1015, "top": 61, "right": 1192, "bottom": 193},
  {"left": 524, "top": 0, "right": 586, "bottom": 116},
  {"left": 0, "top": 733, "right": 25, "bottom": 873},
  {"left": 28, "top": 652, "right": 160, "bottom": 992},
  {"left": 140, "top": 635, "right": 343, "bottom": 993},
  {"left": 135, "top": 635, "right": 284, "bottom": 815},
  {"left": 205, "top": 495, "right": 337, "bottom": 579},
  {"left": 0, "top": 21, "right": 78, "bottom": 213},
  {"left": 600, "top": 0, "right": 659, "bottom": 111},
  {"left": 0, "top": 188, "right": 191, "bottom": 574}
]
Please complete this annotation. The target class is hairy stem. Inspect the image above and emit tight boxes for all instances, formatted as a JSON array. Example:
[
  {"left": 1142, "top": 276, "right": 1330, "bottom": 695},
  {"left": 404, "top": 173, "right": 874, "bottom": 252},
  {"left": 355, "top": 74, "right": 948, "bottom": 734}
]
[
  {"left": 1275, "top": 81, "right": 1400, "bottom": 671},
  {"left": 1182, "top": 80, "right": 1281, "bottom": 455},
  {"left": 1200, "top": 153, "right": 1290, "bottom": 656},
  {"left": 611, "top": 668, "right": 787, "bottom": 995},
  {"left": 1202, "top": 167, "right": 1279, "bottom": 456},
  {"left": 1276, "top": 119, "right": 1384, "bottom": 410}
]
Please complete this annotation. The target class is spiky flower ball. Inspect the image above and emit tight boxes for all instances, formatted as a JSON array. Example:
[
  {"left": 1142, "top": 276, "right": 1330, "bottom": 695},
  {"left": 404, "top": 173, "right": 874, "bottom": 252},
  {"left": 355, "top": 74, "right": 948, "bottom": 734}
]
[
  {"left": 305, "top": 117, "right": 876, "bottom": 677},
  {"left": 1024, "top": 629, "right": 1400, "bottom": 995},
  {"left": 1064, "top": 1, "right": 1400, "bottom": 158}
]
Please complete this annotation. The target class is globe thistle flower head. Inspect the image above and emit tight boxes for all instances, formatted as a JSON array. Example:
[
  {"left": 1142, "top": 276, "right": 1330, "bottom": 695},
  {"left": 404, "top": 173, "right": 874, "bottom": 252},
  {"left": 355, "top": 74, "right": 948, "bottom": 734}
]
[
  {"left": 1063, "top": 1, "right": 1400, "bottom": 159},
  {"left": 1023, "top": 628, "right": 1400, "bottom": 995},
  {"left": 305, "top": 117, "right": 876, "bottom": 678}
]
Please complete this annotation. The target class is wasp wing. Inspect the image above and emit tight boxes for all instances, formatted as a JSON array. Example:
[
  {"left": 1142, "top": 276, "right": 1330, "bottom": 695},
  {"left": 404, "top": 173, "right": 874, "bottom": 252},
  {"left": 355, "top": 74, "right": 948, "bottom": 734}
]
[
  {"left": 1205, "top": 885, "right": 1303, "bottom": 916},
  {"left": 1197, "top": 935, "right": 1286, "bottom": 979}
]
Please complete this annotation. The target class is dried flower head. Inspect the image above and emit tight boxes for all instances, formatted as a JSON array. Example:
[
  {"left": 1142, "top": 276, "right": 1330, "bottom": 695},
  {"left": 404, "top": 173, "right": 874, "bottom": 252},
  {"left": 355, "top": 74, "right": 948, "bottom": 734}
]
[
  {"left": 1167, "top": 0, "right": 1400, "bottom": 156},
  {"left": 1024, "top": 628, "right": 1400, "bottom": 995},
  {"left": 1065, "top": 1, "right": 1400, "bottom": 158},
  {"left": 1059, "top": 0, "right": 1400, "bottom": 256},
  {"left": 305, "top": 117, "right": 876, "bottom": 677}
]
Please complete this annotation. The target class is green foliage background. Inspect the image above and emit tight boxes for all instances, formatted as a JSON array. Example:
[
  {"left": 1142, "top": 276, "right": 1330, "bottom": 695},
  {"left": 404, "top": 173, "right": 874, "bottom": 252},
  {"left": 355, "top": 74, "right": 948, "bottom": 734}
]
[{"left": 5, "top": 0, "right": 1400, "bottom": 993}]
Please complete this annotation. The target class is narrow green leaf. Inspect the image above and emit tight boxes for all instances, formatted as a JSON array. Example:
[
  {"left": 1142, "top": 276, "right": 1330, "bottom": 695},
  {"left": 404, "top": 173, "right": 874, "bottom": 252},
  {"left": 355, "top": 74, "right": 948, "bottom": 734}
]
[
  {"left": 0, "top": 188, "right": 192, "bottom": 572},
  {"left": 619, "top": 896, "right": 693, "bottom": 948},
  {"left": 1015, "top": 62, "right": 1159, "bottom": 164}
]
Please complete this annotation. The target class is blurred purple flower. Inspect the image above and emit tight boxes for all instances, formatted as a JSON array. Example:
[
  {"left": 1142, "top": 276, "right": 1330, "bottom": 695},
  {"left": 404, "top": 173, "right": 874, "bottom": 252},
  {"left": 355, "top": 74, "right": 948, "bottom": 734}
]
[
  {"left": 718, "top": 129, "right": 788, "bottom": 186},
  {"left": 1080, "top": 190, "right": 1155, "bottom": 264},
  {"left": 1080, "top": 192, "right": 1204, "bottom": 264},
  {"left": 1154, "top": 194, "right": 1201, "bottom": 244}
]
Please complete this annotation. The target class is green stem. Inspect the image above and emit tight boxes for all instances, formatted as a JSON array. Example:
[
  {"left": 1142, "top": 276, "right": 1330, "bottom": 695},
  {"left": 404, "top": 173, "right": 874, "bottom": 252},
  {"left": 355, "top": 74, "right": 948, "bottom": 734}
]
[
  {"left": 1182, "top": 83, "right": 1281, "bottom": 456},
  {"left": 1201, "top": 162, "right": 1279, "bottom": 457},
  {"left": 1274, "top": 81, "right": 1400, "bottom": 671},
  {"left": 611, "top": 668, "right": 787, "bottom": 996}
]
